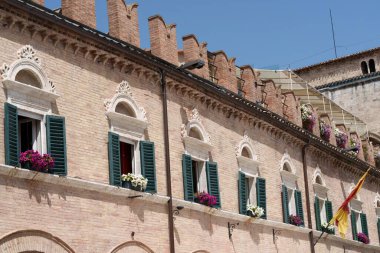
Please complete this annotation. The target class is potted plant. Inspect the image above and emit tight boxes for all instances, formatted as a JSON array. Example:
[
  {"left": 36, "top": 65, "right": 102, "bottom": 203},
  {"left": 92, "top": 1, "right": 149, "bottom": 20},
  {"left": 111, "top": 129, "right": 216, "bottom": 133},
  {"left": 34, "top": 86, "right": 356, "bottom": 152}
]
[
  {"left": 334, "top": 128, "right": 348, "bottom": 149},
  {"left": 246, "top": 204, "right": 264, "bottom": 218},
  {"left": 301, "top": 104, "right": 316, "bottom": 132},
  {"left": 357, "top": 232, "right": 369, "bottom": 244},
  {"left": 195, "top": 191, "right": 217, "bottom": 207},
  {"left": 121, "top": 173, "right": 148, "bottom": 192},
  {"left": 289, "top": 214, "right": 303, "bottom": 227},
  {"left": 321, "top": 222, "right": 334, "bottom": 234},
  {"left": 19, "top": 150, "right": 55, "bottom": 173},
  {"left": 319, "top": 120, "right": 331, "bottom": 142},
  {"left": 348, "top": 138, "right": 361, "bottom": 156}
]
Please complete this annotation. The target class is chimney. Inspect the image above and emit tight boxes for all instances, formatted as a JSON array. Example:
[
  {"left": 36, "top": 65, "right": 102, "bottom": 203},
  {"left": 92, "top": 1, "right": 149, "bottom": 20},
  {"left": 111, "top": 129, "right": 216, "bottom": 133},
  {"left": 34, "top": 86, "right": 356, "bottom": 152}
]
[
  {"left": 261, "top": 80, "right": 283, "bottom": 116},
  {"left": 33, "top": 0, "right": 44, "bottom": 5},
  {"left": 282, "top": 91, "right": 301, "bottom": 127},
  {"left": 182, "top": 34, "right": 209, "bottom": 79},
  {"left": 107, "top": 0, "right": 140, "bottom": 47},
  {"left": 240, "top": 65, "right": 259, "bottom": 102},
  {"left": 61, "top": 0, "right": 97, "bottom": 29},
  {"left": 148, "top": 15, "right": 178, "bottom": 65},
  {"left": 213, "top": 51, "right": 237, "bottom": 93}
]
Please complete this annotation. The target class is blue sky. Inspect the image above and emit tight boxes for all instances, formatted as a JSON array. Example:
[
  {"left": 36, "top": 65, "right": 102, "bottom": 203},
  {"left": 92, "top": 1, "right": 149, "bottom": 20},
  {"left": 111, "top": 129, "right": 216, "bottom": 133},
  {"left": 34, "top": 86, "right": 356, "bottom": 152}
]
[{"left": 46, "top": 1, "right": 380, "bottom": 69}]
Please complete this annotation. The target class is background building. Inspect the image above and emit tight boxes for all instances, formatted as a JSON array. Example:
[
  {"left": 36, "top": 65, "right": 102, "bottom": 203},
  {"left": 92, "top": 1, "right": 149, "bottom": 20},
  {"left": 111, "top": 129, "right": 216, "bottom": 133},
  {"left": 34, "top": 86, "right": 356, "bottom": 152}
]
[{"left": 0, "top": 0, "right": 379, "bottom": 253}]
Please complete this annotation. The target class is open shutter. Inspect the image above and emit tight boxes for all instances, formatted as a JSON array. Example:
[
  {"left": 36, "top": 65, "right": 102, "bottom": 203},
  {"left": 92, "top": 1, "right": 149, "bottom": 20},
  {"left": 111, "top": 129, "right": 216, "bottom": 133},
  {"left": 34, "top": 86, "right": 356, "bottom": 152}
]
[
  {"left": 206, "top": 161, "right": 221, "bottom": 208},
  {"left": 361, "top": 213, "right": 369, "bottom": 237},
  {"left": 108, "top": 132, "right": 121, "bottom": 186},
  {"left": 46, "top": 115, "right": 67, "bottom": 176},
  {"left": 282, "top": 185, "right": 289, "bottom": 223},
  {"left": 140, "top": 141, "right": 156, "bottom": 193},
  {"left": 182, "top": 154, "right": 194, "bottom": 201},
  {"left": 377, "top": 218, "right": 380, "bottom": 243},
  {"left": 325, "top": 200, "right": 334, "bottom": 234},
  {"left": 295, "top": 190, "right": 304, "bottom": 225},
  {"left": 314, "top": 197, "right": 322, "bottom": 231},
  {"left": 238, "top": 172, "right": 247, "bottom": 215},
  {"left": 351, "top": 211, "right": 358, "bottom": 240},
  {"left": 4, "top": 103, "right": 19, "bottom": 166},
  {"left": 256, "top": 177, "right": 267, "bottom": 219}
]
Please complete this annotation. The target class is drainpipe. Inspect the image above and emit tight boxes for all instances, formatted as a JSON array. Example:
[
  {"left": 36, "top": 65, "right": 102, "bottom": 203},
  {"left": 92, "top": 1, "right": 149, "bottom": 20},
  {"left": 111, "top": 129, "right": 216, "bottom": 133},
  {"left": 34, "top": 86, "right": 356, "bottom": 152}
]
[
  {"left": 159, "top": 68, "right": 175, "bottom": 253},
  {"left": 302, "top": 141, "right": 315, "bottom": 253}
]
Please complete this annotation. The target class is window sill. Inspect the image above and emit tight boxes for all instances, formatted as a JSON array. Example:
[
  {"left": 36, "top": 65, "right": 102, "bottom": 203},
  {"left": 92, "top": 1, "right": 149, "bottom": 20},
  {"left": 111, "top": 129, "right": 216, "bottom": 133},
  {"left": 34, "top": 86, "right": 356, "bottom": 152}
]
[
  {"left": 3, "top": 79, "right": 60, "bottom": 102},
  {"left": 313, "top": 230, "right": 379, "bottom": 249},
  {"left": 106, "top": 111, "right": 148, "bottom": 139},
  {"left": 237, "top": 155, "right": 260, "bottom": 176},
  {"left": 313, "top": 183, "right": 329, "bottom": 197},
  {"left": 280, "top": 170, "right": 298, "bottom": 188}
]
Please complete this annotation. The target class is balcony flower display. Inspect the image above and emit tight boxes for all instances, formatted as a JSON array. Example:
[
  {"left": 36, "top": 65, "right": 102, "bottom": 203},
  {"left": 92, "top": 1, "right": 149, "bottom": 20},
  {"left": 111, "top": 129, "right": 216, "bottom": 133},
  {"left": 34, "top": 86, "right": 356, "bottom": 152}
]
[
  {"left": 357, "top": 232, "right": 369, "bottom": 244},
  {"left": 321, "top": 222, "right": 334, "bottom": 234},
  {"left": 319, "top": 120, "right": 331, "bottom": 142},
  {"left": 195, "top": 191, "right": 217, "bottom": 207},
  {"left": 121, "top": 173, "right": 148, "bottom": 192},
  {"left": 246, "top": 204, "right": 264, "bottom": 218},
  {"left": 334, "top": 128, "right": 348, "bottom": 148},
  {"left": 348, "top": 138, "right": 361, "bottom": 156},
  {"left": 289, "top": 214, "right": 303, "bottom": 227},
  {"left": 19, "top": 150, "right": 55, "bottom": 173},
  {"left": 301, "top": 104, "right": 316, "bottom": 132}
]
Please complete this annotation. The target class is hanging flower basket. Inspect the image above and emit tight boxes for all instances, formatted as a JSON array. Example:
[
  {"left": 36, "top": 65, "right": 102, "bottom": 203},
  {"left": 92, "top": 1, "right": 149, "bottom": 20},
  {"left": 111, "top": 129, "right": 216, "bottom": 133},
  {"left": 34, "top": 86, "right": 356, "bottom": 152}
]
[
  {"left": 246, "top": 204, "right": 264, "bottom": 218},
  {"left": 319, "top": 120, "right": 331, "bottom": 142},
  {"left": 121, "top": 173, "right": 148, "bottom": 192},
  {"left": 19, "top": 150, "right": 55, "bottom": 173},
  {"left": 301, "top": 104, "right": 316, "bottom": 132},
  {"left": 334, "top": 128, "right": 348, "bottom": 148}
]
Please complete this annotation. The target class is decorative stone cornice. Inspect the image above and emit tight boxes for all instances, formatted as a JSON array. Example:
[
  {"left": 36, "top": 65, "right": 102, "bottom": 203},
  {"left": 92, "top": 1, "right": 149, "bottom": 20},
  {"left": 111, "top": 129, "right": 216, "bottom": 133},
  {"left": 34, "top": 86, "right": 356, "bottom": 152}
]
[{"left": 17, "top": 45, "right": 41, "bottom": 65}]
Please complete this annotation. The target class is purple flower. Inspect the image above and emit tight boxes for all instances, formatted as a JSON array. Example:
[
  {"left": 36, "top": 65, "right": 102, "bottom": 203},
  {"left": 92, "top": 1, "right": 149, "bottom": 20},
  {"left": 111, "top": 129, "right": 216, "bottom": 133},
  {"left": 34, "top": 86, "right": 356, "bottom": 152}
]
[
  {"left": 357, "top": 232, "right": 369, "bottom": 244},
  {"left": 319, "top": 120, "right": 331, "bottom": 142},
  {"left": 289, "top": 214, "right": 303, "bottom": 227},
  {"left": 19, "top": 150, "right": 55, "bottom": 173},
  {"left": 196, "top": 192, "right": 217, "bottom": 207}
]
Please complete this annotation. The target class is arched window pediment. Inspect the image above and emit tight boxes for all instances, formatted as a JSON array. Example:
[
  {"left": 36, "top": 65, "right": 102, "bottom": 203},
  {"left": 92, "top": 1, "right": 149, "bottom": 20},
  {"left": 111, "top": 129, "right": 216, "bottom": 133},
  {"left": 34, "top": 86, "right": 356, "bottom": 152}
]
[
  {"left": 312, "top": 167, "right": 329, "bottom": 198},
  {"left": 349, "top": 183, "right": 363, "bottom": 212},
  {"left": 105, "top": 81, "right": 148, "bottom": 140},
  {"left": 181, "top": 108, "right": 212, "bottom": 160},
  {"left": 110, "top": 240, "right": 154, "bottom": 253},
  {"left": 235, "top": 132, "right": 260, "bottom": 176},
  {"left": 280, "top": 151, "right": 298, "bottom": 188}
]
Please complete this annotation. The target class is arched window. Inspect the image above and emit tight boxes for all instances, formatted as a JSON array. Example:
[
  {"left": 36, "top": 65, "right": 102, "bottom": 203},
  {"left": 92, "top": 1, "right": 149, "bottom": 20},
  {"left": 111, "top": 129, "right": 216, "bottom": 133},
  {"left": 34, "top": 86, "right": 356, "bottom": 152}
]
[
  {"left": 283, "top": 162, "right": 292, "bottom": 173},
  {"left": 315, "top": 175, "right": 323, "bottom": 185},
  {"left": 188, "top": 127, "right": 203, "bottom": 141},
  {"left": 361, "top": 61, "right": 369, "bottom": 74},
  {"left": 241, "top": 146, "right": 252, "bottom": 159},
  {"left": 349, "top": 184, "right": 368, "bottom": 240},
  {"left": 115, "top": 102, "right": 136, "bottom": 118},
  {"left": 15, "top": 69, "right": 42, "bottom": 88},
  {"left": 369, "top": 59, "right": 376, "bottom": 73}
]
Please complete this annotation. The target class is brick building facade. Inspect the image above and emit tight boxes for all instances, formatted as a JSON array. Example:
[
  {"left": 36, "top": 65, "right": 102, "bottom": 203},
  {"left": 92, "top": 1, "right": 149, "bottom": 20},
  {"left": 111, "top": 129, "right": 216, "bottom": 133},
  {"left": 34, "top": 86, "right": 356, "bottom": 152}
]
[{"left": 0, "top": 1, "right": 380, "bottom": 253}]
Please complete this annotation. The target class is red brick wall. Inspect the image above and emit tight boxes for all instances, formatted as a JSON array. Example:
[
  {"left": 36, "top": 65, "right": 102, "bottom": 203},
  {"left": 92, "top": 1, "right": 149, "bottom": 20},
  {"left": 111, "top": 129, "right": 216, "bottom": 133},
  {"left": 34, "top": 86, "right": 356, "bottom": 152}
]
[
  {"left": 182, "top": 34, "right": 209, "bottom": 79},
  {"left": 213, "top": 51, "right": 237, "bottom": 93},
  {"left": 282, "top": 91, "right": 301, "bottom": 126},
  {"left": 61, "top": 0, "right": 97, "bottom": 29}
]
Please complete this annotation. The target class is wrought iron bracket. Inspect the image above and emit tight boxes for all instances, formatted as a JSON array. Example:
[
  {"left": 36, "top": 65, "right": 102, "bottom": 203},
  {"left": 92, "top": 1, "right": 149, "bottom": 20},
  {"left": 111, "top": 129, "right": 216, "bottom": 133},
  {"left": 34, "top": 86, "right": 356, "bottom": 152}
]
[
  {"left": 272, "top": 229, "right": 281, "bottom": 244},
  {"left": 228, "top": 222, "right": 239, "bottom": 239}
]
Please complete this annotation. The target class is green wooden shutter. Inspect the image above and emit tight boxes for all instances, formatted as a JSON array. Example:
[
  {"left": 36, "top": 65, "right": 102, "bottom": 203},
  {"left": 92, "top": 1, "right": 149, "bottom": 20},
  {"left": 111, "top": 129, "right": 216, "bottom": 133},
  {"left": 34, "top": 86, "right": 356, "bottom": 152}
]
[
  {"left": 351, "top": 211, "right": 358, "bottom": 240},
  {"left": 325, "top": 200, "right": 334, "bottom": 234},
  {"left": 182, "top": 154, "right": 194, "bottom": 201},
  {"left": 282, "top": 185, "right": 289, "bottom": 223},
  {"left": 295, "top": 190, "right": 304, "bottom": 225},
  {"left": 377, "top": 218, "right": 380, "bottom": 244},
  {"left": 108, "top": 132, "right": 121, "bottom": 186},
  {"left": 360, "top": 213, "right": 369, "bottom": 237},
  {"left": 238, "top": 171, "right": 247, "bottom": 215},
  {"left": 4, "top": 103, "right": 19, "bottom": 166},
  {"left": 256, "top": 177, "right": 267, "bottom": 219},
  {"left": 46, "top": 115, "right": 67, "bottom": 176},
  {"left": 314, "top": 197, "right": 322, "bottom": 231},
  {"left": 140, "top": 141, "right": 156, "bottom": 193},
  {"left": 206, "top": 161, "right": 221, "bottom": 208}
]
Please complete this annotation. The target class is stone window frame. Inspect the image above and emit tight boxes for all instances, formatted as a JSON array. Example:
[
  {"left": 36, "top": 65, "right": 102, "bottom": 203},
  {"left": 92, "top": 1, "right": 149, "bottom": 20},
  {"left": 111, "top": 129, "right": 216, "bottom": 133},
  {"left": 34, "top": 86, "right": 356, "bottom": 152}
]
[
  {"left": 312, "top": 166, "right": 329, "bottom": 224},
  {"left": 235, "top": 131, "right": 261, "bottom": 205},
  {"left": 104, "top": 80, "right": 148, "bottom": 175},
  {"left": 280, "top": 151, "right": 299, "bottom": 216},
  {"left": 1, "top": 45, "right": 59, "bottom": 154}
]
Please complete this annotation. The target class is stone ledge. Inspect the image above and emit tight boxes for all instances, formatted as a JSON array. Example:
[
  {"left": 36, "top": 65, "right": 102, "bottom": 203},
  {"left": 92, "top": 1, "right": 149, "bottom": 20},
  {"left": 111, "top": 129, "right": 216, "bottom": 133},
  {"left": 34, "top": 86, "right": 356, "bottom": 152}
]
[
  {"left": 313, "top": 231, "right": 380, "bottom": 250},
  {"left": 0, "top": 164, "right": 169, "bottom": 205}
]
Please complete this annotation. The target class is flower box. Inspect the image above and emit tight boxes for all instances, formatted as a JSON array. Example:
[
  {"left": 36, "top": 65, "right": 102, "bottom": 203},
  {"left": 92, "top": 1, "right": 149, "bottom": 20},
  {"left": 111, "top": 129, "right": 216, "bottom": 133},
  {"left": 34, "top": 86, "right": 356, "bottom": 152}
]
[
  {"left": 246, "top": 204, "right": 264, "bottom": 218},
  {"left": 19, "top": 150, "right": 54, "bottom": 173},
  {"left": 121, "top": 173, "right": 148, "bottom": 192},
  {"left": 122, "top": 181, "right": 145, "bottom": 192},
  {"left": 195, "top": 192, "right": 217, "bottom": 207},
  {"left": 321, "top": 222, "right": 334, "bottom": 234},
  {"left": 289, "top": 214, "right": 303, "bottom": 227},
  {"left": 357, "top": 232, "right": 369, "bottom": 244}
]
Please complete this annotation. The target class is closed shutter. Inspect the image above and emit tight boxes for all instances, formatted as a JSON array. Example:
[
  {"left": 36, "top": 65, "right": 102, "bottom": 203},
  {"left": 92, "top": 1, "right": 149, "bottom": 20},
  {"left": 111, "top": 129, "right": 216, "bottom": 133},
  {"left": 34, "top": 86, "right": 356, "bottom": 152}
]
[
  {"left": 360, "top": 213, "right": 369, "bottom": 237},
  {"left": 182, "top": 154, "right": 194, "bottom": 201},
  {"left": 4, "top": 103, "right": 19, "bottom": 166},
  {"left": 206, "top": 161, "right": 221, "bottom": 208},
  {"left": 46, "top": 115, "right": 67, "bottom": 176},
  {"left": 351, "top": 211, "right": 358, "bottom": 240},
  {"left": 295, "top": 190, "right": 304, "bottom": 225},
  {"left": 256, "top": 177, "right": 267, "bottom": 219},
  {"left": 238, "top": 172, "right": 247, "bottom": 215},
  {"left": 325, "top": 200, "right": 334, "bottom": 234},
  {"left": 314, "top": 197, "right": 322, "bottom": 231},
  {"left": 377, "top": 218, "right": 380, "bottom": 243},
  {"left": 282, "top": 185, "right": 289, "bottom": 223},
  {"left": 140, "top": 141, "right": 156, "bottom": 193},
  {"left": 108, "top": 132, "right": 121, "bottom": 186}
]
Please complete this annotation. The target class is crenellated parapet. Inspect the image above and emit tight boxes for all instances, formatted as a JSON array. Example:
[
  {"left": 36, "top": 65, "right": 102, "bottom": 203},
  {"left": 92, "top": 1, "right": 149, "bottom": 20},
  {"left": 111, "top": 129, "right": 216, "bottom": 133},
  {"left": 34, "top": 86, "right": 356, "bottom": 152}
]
[
  {"left": 61, "top": 0, "right": 96, "bottom": 29},
  {"left": 213, "top": 51, "right": 238, "bottom": 93},
  {"left": 282, "top": 91, "right": 301, "bottom": 127},
  {"left": 261, "top": 80, "right": 283, "bottom": 116},
  {"left": 240, "top": 65, "right": 259, "bottom": 102},
  {"left": 182, "top": 34, "right": 209, "bottom": 79}
]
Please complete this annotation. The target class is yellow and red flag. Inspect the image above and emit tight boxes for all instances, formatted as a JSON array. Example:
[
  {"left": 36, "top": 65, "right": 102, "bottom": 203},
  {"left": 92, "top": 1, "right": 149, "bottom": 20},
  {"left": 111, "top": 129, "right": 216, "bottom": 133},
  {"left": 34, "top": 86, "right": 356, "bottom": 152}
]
[{"left": 329, "top": 168, "right": 370, "bottom": 238}]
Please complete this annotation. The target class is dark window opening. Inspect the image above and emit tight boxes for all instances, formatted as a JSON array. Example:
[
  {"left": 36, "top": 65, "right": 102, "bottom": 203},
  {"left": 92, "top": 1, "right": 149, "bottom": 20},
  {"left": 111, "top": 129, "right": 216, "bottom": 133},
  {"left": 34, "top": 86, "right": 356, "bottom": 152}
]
[
  {"left": 120, "top": 142, "right": 134, "bottom": 175},
  {"left": 18, "top": 116, "right": 41, "bottom": 153},
  {"left": 192, "top": 160, "right": 199, "bottom": 195},
  {"left": 361, "top": 61, "right": 369, "bottom": 74},
  {"left": 369, "top": 59, "right": 376, "bottom": 73}
]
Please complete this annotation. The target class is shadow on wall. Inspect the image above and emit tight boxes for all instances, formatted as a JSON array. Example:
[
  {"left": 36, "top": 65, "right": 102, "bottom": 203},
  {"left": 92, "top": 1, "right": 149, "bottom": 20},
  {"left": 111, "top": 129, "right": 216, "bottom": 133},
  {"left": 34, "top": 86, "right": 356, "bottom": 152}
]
[{"left": 0, "top": 230, "right": 75, "bottom": 253}]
